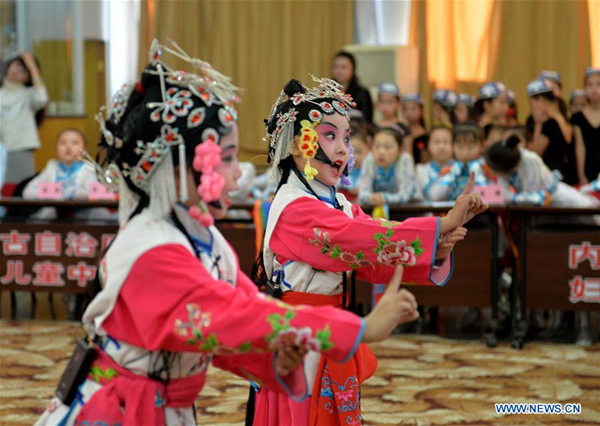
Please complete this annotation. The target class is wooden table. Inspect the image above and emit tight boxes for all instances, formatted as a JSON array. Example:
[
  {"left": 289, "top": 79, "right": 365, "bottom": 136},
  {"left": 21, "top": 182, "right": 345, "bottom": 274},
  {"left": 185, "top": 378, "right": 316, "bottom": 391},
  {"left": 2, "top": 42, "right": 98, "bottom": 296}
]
[{"left": 507, "top": 206, "right": 600, "bottom": 349}]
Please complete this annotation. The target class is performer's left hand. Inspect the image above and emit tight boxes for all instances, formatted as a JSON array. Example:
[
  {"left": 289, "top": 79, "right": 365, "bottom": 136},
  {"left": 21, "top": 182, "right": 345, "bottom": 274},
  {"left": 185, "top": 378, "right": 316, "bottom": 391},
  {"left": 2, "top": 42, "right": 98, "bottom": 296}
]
[
  {"left": 275, "top": 345, "right": 307, "bottom": 377},
  {"left": 446, "top": 171, "right": 489, "bottom": 229},
  {"left": 435, "top": 227, "right": 467, "bottom": 259}
]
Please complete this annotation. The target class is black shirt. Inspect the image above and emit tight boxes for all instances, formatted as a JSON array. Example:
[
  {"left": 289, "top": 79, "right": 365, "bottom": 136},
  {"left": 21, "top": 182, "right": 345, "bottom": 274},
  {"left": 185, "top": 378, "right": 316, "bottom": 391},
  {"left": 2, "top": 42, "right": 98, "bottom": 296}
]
[
  {"left": 526, "top": 115, "right": 576, "bottom": 184},
  {"left": 571, "top": 111, "right": 600, "bottom": 182}
]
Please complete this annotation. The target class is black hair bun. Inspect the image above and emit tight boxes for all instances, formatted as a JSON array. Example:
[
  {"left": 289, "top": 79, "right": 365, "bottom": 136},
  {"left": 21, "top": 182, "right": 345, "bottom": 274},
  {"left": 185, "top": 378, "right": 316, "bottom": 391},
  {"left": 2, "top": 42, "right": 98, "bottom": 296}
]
[
  {"left": 139, "top": 64, "right": 161, "bottom": 92},
  {"left": 505, "top": 134, "right": 521, "bottom": 149},
  {"left": 283, "top": 79, "right": 305, "bottom": 97}
]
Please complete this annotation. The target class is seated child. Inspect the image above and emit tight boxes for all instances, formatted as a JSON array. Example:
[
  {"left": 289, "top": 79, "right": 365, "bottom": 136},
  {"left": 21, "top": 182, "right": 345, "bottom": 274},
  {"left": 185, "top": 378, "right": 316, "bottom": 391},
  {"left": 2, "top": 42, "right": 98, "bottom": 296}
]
[
  {"left": 338, "top": 126, "right": 370, "bottom": 200},
  {"left": 358, "top": 126, "right": 422, "bottom": 206},
  {"left": 485, "top": 135, "right": 600, "bottom": 213},
  {"left": 416, "top": 125, "right": 457, "bottom": 201},
  {"left": 23, "top": 129, "right": 110, "bottom": 220},
  {"left": 448, "top": 122, "right": 492, "bottom": 199}
]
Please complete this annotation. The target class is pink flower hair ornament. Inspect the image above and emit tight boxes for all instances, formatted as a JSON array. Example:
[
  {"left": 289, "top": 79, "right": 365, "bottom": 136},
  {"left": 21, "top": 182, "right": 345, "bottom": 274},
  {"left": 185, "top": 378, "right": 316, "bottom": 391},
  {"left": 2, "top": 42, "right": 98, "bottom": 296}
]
[{"left": 189, "top": 138, "right": 225, "bottom": 227}]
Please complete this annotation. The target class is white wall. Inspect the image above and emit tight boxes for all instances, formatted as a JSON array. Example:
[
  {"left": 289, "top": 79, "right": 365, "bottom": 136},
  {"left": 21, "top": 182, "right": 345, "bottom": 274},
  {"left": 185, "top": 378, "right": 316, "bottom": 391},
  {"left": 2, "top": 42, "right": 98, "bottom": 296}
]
[{"left": 355, "top": 0, "right": 412, "bottom": 46}]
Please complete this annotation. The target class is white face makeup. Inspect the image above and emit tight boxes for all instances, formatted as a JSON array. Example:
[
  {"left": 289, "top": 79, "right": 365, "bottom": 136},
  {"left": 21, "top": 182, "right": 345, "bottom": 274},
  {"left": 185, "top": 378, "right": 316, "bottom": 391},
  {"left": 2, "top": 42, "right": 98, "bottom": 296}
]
[{"left": 310, "top": 113, "right": 351, "bottom": 187}]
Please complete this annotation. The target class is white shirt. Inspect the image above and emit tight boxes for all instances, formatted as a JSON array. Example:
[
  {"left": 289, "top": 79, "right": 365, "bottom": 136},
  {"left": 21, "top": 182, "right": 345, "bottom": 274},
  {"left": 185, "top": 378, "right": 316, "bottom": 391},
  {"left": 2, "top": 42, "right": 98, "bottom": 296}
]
[{"left": 0, "top": 80, "right": 48, "bottom": 152}]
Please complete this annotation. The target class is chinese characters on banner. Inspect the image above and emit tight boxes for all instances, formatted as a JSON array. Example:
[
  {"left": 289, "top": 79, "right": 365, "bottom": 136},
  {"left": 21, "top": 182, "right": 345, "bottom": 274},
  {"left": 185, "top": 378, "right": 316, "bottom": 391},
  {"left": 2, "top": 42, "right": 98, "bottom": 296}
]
[
  {"left": 0, "top": 225, "right": 117, "bottom": 293},
  {"left": 568, "top": 241, "right": 600, "bottom": 304}
]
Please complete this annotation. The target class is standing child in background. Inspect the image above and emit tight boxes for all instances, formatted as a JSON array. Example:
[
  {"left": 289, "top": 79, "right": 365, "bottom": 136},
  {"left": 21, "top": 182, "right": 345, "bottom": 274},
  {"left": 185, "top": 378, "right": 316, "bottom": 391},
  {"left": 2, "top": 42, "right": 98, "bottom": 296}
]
[
  {"left": 570, "top": 89, "right": 587, "bottom": 115},
  {"left": 505, "top": 90, "right": 519, "bottom": 126},
  {"left": 539, "top": 70, "right": 569, "bottom": 118},
  {"left": 526, "top": 79, "right": 575, "bottom": 184},
  {"left": 475, "top": 82, "right": 508, "bottom": 131},
  {"left": 539, "top": 71, "right": 563, "bottom": 98},
  {"left": 0, "top": 52, "right": 48, "bottom": 184},
  {"left": 416, "top": 125, "right": 457, "bottom": 201},
  {"left": 455, "top": 94, "right": 475, "bottom": 124},
  {"left": 358, "top": 126, "right": 422, "bottom": 206},
  {"left": 402, "top": 93, "right": 429, "bottom": 164},
  {"left": 376, "top": 82, "right": 412, "bottom": 154},
  {"left": 338, "top": 127, "right": 370, "bottom": 200},
  {"left": 432, "top": 89, "right": 457, "bottom": 127},
  {"left": 572, "top": 68, "right": 600, "bottom": 185}
]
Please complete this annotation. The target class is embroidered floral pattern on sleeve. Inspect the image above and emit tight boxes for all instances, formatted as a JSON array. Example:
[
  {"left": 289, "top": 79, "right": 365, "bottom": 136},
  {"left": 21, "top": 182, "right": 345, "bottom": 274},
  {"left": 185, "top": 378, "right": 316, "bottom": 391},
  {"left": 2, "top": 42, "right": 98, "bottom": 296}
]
[
  {"left": 265, "top": 308, "right": 334, "bottom": 352},
  {"left": 175, "top": 302, "right": 333, "bottom": 354},
  {"left": 309, "top": 223, "right": 424, "bottom": 268},
  {"left": 373, "top": 222, "right": 425, "bottom": 267},
  {"left": 310, "top": 228, "right": 374, "bottom": 269},
  {"left": 174, "top": 303, "right": 254, "bottom": 355}
]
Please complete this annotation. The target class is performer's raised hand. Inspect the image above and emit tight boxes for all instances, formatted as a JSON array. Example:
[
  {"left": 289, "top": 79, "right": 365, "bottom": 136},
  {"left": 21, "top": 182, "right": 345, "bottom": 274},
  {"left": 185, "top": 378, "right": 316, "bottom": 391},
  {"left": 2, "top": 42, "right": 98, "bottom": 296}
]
[
  {"left": 445, "top": 171, "right": 489, "bottom": 230},
  {"left": 275, "top": 345, "right": 308, "bottom": 377},
  {"left": 363, "top": 266, "right": 419, "bottom": 343}
]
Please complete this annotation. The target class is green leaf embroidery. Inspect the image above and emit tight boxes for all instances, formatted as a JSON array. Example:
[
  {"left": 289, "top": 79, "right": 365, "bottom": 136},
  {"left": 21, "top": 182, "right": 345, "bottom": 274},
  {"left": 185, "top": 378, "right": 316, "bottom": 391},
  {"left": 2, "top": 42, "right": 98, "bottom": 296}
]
[
  {"left": 410, "top": 236, "right": 425, "bottom": 256},
  {"left": 321, "top": 247, "right": 328, "bottom": 254},
  {"left": 333, "top": 245, "right": 342, "bottom": 254},
  {"left": 316, "top": 326, "right": 335, "bottom": 351},
  {"left": 330, "top": 251, "right": 340, "bottom": 259},
  {"left": 386, "top": 228, "right": 394, "bottom": 237},
  {"left": 356, "top": 251, "right": 365, "bottom": 260},
  {"left": 284, "top": 310, "right": 296, "bottom": 321},
  {"left": 238, "top": 341, "right": 252, "bottom": 353},
  {"left": 199, "top": 332, "right": 219, "bottom": 351},
  {"left": 349, "top": 263, "right": 358, "bottom": 269},
  {"left": 373, "top": 233, "right": 384, "bottom": 241},
  {"left": 194, "top": 329, "right": 203, "bottom": 339}
]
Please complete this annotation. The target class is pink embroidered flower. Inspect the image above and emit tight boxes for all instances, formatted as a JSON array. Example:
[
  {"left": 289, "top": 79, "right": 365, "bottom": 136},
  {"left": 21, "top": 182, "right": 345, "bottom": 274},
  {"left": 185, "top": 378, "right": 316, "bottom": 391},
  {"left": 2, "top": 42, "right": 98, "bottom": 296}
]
[
  {"left": 377, "top": 240, "right": 417, "bottom": 266},
  {"left": 340, "top": 252, "right": 357, "bottom": 264},
  {"left": 322, "top": 231, "right": 331, "bottom": 244},
  {"left": 294, "top": 327, "right": 322, "bottom": 351},
  {"left": 272, "top": 329, "right": 298, "bottom": 348},
  {"left": 198, "top": 172, "right": 225, "bottom": 203},
  {"left": 336, "top": 389, "right": 355, "bottom": 403},
  {"left": 193, "top": 140, "right": 221, "bottom": 172}
]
